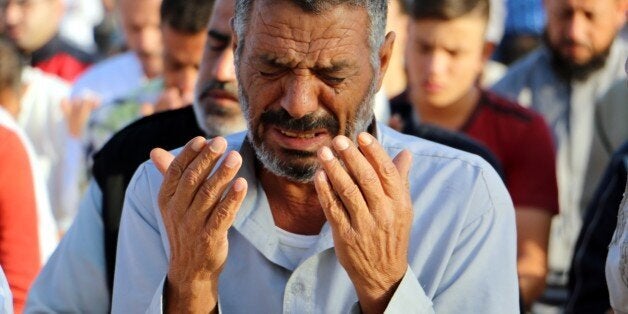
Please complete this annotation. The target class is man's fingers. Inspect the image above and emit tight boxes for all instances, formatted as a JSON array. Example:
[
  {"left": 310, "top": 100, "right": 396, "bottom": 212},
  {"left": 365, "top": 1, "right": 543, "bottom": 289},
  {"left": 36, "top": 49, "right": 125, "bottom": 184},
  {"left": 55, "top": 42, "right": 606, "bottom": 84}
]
[
  {"left": 150, "top": 148, "right": 175, "bottom": 175},
  {"left": 313, "top": 169, "right": 350, "bottom": 232},
  {"left": 157, "top": 136, "right": 207, "bottom": 199},
  {"left": 174, "top": 137, "right": 228, "bottom": 209},
  {"left": 206, "top": 177, "right": 248, "bottom": 235},
  {"left": 317, "top": 145, "right": 369, "bottom": 228},
  {"left": 188, "top": 150, "right": 242, "bottom": 217},
  {"left": 332, "top": 136, "right": 385, "bottom": 211},
  {"left": 357, "top": 132, "right": 407, "bottom": 199}
]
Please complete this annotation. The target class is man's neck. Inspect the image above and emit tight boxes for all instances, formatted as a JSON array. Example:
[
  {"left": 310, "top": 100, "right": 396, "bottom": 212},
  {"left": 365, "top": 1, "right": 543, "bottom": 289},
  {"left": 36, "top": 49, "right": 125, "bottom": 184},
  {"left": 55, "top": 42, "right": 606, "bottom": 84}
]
[
  {"left": 259, "top": 168, "right": 327, "bottom": 236},
  {"left": 416, "top": 86, "right": 481, "bottom": 131}
]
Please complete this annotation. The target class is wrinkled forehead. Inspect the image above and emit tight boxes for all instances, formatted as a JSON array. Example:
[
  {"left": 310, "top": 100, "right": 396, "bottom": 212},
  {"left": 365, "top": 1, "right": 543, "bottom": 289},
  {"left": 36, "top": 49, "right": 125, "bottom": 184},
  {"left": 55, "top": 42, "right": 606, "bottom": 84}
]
[
  {"left": 245, "top": 0, "right": 371, "bottom": 65},
  {"left": 247, "top": 0, "right": 370, "bottom": 44}
]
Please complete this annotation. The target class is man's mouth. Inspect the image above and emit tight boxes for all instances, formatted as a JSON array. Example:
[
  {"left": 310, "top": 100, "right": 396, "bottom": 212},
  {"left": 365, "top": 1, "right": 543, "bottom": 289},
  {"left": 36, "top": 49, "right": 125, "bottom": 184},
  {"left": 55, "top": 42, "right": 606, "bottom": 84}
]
[{"left": 278, "top": 129, "right": 318, "bottom": 139}]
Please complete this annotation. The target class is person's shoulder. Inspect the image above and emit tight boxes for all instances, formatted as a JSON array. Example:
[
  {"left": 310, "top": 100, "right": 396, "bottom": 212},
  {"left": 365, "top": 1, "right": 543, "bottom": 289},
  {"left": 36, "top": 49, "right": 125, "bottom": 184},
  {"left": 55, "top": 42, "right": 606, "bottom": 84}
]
[
  {"left": 480, "top": 89, "right": 543, "bottom": 123},
  {"left": 71, "top": 52, "right": 140, "bottom": 97},
  {"left": 92, "top": 107, "right": 204, "bottom": 186},
  {"left": 492, "top": 47, "right": 547, "bottom": 92},
  {"left": 23, "top": 67, "right": 71, "bottom": 93},
  {"left": 55, "top": 36, "right": 96, "bottom": 64}
]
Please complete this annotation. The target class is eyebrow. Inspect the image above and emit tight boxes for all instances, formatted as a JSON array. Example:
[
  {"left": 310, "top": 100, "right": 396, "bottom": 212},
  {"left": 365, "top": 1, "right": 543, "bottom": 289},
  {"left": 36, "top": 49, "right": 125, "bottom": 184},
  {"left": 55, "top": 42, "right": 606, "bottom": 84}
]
[{"left": 208, "top": 29, "right": 230, "bottom": 42}]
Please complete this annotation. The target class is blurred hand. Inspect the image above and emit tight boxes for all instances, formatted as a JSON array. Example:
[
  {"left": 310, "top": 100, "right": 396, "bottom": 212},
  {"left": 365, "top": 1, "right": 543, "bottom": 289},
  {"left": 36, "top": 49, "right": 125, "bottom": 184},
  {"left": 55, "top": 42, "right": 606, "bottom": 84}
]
[
  {"left": 140, "top": 87, "right": 193, "bottom": 116},
  {"left": 61, "top": 96, "right": 100, "bottom": 139}
]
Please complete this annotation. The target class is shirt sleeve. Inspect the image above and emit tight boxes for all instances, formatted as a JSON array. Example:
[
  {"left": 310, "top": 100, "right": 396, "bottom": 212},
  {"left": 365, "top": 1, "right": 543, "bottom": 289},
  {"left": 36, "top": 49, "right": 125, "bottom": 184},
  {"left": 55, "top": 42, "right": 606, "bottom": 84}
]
[
  {"left": 369, "top": 164, "right": 519, "bottom": 313},
  {"left": 505, "top": 114, "right": 559, "bottom": 214},
  {"left": 111, "top": 164, "right": 169, "bottom": 314},
  {"left": 0, "top": 128, "right": 41, "bottom": 313},
  {"left": 25, "top": 180, "right": 110, "bottom": 313}
]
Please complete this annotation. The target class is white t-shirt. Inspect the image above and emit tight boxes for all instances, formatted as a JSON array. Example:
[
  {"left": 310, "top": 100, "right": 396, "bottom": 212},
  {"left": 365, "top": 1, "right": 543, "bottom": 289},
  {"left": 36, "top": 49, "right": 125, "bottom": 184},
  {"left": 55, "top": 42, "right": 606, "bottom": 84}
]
[
  {"left": 274, "top": 226, "right": 320, "bottom": 269},
  {"left": 19, "top": 67, "right": 80, "bottom": 231}
]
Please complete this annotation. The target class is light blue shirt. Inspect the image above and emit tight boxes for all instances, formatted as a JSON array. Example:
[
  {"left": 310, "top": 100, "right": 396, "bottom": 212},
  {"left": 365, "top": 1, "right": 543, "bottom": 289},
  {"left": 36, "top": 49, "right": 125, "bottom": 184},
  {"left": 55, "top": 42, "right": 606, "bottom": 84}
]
[
  {"left": 25, "top": 180, "right": 110, "bottom": 313},
  {"left": 112, "top": 123, "right": 519, "bottom": 313}
]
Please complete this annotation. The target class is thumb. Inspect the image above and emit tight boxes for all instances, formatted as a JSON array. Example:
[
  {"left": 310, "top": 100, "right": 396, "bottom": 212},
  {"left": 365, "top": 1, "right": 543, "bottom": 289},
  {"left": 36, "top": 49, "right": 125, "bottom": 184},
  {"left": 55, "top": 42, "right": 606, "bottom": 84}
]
[
  {"left": 150, "top": 148, "right": 175, "bottom": 175},
  {"left": 60, "top": 98, "right": 71, "bottom": 116}
]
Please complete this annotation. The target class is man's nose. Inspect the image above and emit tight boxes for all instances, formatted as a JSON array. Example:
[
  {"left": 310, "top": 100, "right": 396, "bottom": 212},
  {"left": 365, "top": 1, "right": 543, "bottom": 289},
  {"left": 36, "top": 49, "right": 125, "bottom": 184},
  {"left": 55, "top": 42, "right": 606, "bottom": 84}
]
[
  {"left": 211, "top": 48, "right": 236, "bottom": 82},
  {"left": 425, "top": 51, "right": 447, "bottom": 76},
  {"left": 280, "top": 74, "right": 319, "bottom": 119},
  {"left": 566, "top": 12, "right": 588, "bottom": 43},
  {"left": 3, "top": 2, "right": 22, "bottom": 26},
  {"left": 179, "top": 67, "right": 198, "bottom": 97}
]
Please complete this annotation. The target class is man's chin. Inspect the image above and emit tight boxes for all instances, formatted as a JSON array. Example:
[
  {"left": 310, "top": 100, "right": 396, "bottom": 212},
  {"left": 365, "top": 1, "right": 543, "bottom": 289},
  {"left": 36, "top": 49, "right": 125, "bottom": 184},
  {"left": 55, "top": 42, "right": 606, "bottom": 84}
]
[{"left": 253, "top": 143, "right": 320, "bottom": 183}]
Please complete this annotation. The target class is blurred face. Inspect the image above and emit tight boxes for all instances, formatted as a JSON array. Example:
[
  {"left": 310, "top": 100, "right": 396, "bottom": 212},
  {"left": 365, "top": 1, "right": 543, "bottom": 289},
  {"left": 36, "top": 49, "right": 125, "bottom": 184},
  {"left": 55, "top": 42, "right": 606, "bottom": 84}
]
[
  {"left": 193, "top": 0, "right": 246, "bottom": 137},
  {"left": 405, "top": 15, "right": 488, "bottom": 109},
  {"left": 235, "top": 0, "right": 391, "bottom": 182},
  {"left": 162, "top": 25, "right": 207, "bottom": 105},
  {"left": 545, "top": 0, "right": 626, "bottom": 66},
  {"left": 119, "top": 0, "right": 163, "bottom": 78},
  {"left": 0, "top": 0, "right": 63, "bottom": 52}
]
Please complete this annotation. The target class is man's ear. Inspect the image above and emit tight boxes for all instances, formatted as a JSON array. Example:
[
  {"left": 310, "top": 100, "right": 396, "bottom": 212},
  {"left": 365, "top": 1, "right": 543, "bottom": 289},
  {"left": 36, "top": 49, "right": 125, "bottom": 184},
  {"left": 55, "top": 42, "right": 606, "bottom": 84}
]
[{"left": 376, "top": 31, "right": 396, "bottom": 91}]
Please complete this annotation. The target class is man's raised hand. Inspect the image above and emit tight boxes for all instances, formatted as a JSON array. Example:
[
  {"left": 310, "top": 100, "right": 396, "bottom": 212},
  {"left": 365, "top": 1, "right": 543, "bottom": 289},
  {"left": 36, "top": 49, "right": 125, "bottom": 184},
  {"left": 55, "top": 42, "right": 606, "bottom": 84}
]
[
  {"left": 314, "top": 132, "right": 413, "bottom": 314},
  {"left": 150, "top": 136, "right": 247, "bottom": 313}
]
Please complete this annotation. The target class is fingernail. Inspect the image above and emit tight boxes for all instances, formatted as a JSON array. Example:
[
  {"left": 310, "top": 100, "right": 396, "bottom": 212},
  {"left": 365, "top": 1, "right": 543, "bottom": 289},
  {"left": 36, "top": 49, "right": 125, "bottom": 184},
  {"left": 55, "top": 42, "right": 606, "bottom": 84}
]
[
  {"left": 334, "top": 136, "right": 350, "bottom": 151},
  {"left": 233, "top": 178, "right": 246, "bottom": 192},
  {"left": 358, "top": 132, "right": 373, "bottom": 146},
  {"left": 319, "top": 146, "right": 334, "bottom": 161},
  {"left": 191, "top": 138, "right": 205, "bottom": 152},
  {"left": 209, "top": 138, "right": 226, "bottom": 153},
  {"left": 224, "top": 152, "right": 241, "bottom": 168}
]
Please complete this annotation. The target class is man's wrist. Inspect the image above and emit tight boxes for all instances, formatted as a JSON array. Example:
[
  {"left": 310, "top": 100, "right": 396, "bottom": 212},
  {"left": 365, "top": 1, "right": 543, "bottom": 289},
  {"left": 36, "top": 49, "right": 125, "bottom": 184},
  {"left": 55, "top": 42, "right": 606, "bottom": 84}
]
[
  {"left": 164, "top": 275, "right": 218, "bottom": 313},
  {"left": 353, "top": 270, "right": 405, "bottom": 314}
]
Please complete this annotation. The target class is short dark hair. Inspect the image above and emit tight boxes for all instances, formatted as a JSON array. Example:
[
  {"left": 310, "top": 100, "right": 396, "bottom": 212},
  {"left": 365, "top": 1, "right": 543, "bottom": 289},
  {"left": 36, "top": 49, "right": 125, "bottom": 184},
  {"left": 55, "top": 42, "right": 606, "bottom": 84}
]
[
  {"left": 0, "top": 37, "right": 23, "bottom": 95},
  {"left": 160, "top": 0, "right": 215, "bottom": 33},
  {"left": 408, "top": 0, "right": 489, "bottom": 21}
]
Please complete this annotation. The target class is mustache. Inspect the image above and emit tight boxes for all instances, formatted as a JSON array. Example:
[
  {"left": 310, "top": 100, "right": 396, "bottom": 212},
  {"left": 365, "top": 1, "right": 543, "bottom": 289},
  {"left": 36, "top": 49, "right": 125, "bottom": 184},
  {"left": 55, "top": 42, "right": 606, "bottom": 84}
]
[
  {"left": 198, "top": 80, "right": 238, "bottom": 100},
  {"left": 260, "top": 108, "right": 339, "bottom": 135}
]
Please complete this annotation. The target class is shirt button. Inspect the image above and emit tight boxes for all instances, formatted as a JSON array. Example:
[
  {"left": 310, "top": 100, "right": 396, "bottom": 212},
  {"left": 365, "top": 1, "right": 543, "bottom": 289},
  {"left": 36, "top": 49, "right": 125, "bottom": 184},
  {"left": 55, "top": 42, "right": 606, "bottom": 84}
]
[{"left": 292, "top": 282, "right": 305, "bottom": 294}]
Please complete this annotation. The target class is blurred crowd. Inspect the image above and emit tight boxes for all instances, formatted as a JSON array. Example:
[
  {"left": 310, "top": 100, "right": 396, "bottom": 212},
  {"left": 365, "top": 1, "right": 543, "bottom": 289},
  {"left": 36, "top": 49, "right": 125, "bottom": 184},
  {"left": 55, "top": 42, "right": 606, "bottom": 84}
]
[{"left": 0, "top": 0, "right": 626, "bottom": 313}]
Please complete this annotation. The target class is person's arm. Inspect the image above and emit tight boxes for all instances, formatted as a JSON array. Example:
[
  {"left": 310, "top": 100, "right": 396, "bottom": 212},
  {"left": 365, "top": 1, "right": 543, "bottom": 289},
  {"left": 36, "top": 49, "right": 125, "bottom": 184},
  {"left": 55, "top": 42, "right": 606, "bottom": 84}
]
[
  {"left": 515, "top": 207, "right": 552, "bottom": 305},
  {"left": 0, "top": 128, "right": 41, "bottom": 313},
  {"left": 25, "top": 180, "right": 110, "bottom": 313},
  {"left": 506, "top": 114, "right": 559, "bottom": 306},
  {"left": 113, "top": 137, "right": 246, "bottom": 313}
]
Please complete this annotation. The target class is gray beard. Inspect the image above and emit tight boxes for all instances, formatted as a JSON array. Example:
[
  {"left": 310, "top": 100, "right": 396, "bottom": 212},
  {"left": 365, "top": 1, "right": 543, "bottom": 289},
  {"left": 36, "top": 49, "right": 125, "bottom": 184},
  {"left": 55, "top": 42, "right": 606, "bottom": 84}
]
[{"left": 239, "top": 80, "right": 378, "bottom": 183}]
